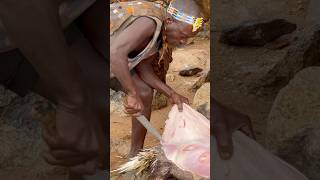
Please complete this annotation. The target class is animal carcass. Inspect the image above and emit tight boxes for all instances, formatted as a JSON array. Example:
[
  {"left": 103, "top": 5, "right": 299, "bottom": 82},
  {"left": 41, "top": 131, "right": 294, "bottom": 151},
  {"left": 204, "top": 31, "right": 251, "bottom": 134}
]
[{"left": 161, "top": 103, "right": 210, "bottom": 179}]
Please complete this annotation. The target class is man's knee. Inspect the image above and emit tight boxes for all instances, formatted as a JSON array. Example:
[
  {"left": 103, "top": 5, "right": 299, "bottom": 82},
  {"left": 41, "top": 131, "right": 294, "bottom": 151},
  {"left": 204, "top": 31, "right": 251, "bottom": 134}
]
[{"left": 139, "top": 84, "right": 153, "bottom": 99}]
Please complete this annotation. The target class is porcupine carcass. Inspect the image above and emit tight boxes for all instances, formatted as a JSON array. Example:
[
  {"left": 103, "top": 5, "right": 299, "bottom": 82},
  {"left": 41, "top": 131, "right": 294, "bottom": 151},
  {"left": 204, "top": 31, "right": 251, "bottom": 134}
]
[{"left": 157, "top": 103, "right": 309, "bottom": 180}]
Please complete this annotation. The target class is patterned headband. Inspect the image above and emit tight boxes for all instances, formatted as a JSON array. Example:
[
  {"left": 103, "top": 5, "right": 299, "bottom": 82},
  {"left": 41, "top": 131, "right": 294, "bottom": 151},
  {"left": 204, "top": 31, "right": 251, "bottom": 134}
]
[{"left": 166, "top": 2, "right": 204, "bottom": 32}]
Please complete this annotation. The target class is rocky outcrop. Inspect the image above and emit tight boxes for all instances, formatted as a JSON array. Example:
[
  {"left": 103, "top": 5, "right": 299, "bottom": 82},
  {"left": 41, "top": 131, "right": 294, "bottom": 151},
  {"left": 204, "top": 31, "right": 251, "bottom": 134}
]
[
  {"left": 265, "top": 67, "right": 320, "bottom": 180},
  {"left": 251, "top": 26, "right": 320, "bottom": 97},
  {"left": 220, "top": 19, "right": 297, "bottom": 46},
  {"left": 192, "top": 83, "right": 210, "bottom": 108}
]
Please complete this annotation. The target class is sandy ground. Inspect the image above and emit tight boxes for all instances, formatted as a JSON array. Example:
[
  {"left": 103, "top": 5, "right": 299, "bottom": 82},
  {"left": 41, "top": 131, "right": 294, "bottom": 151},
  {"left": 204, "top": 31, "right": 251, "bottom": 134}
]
[{"left": 110, "top": 39, "right": 210, "bottom": 178}]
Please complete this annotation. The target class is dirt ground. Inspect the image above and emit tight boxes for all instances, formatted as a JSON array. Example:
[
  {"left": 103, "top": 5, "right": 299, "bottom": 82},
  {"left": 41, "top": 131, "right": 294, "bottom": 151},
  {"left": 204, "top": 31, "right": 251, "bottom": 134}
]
[{"left": 110, "top": 39, "right": 210, "bottom": 178}]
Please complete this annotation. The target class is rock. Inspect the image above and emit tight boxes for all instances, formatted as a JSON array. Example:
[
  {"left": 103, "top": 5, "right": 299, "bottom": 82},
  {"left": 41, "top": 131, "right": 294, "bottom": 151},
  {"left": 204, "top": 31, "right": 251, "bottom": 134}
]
[
  {"left": 196, "top": 103, "right": 210, "bottom": 120},
  {"left": 110, "top": 89, "right": 168, "bottom": 113},
  {"left": 0, "top": 93, "right": 66, "bottom": 178},
  {"left": 152, "top": 91, "right": 168, "bottom": 110},
  {"left": 166, "top": 74, "right": 175, "bottom": 82},
  {"left": 179, "top": 67, "right": 203, "bottom": 77},
  {"left": 306, "top": 0, "right": 320, "bottom": 26},
  {"left": 265, "top": 67, "right": 320, "bottom": 180},
  {"left": 0, "top": 86, "right": 16, "bottom": 107},
  {"left": 193, "top": 83, "right": 210, "bottom": 108},
  {"left": 251, "top": 26, "right": 320, "bottom": 97},
  {"left": 110, "top": 77, "right": 123, "bottom": 92},
  {"left": 110, "top": 89, "right": 127, "bottom": 117},
  {"left": 265, "top": 35, "right": 292, "bottom": 50},
  {"left": 191, "top": 70, "right": 210, "bottom": 91},
  {"left": 220, "top": 19, "right": 297, "bottom": 46},
  {"left": 171, "top": 48, "right": 209, "bottom": 72},
  {"left": 195, "top": 0, "right": 210, "bottom": 19}
]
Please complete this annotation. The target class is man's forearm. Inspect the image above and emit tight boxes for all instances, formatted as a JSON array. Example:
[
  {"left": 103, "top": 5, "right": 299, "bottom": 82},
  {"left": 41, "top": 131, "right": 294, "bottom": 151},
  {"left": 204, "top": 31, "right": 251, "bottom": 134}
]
[
  {"left": 135, "top": 59, "right": 174, "bottom": 97},
  {"left": 0, "top": 0, "right": 84, "bottom": 103}
]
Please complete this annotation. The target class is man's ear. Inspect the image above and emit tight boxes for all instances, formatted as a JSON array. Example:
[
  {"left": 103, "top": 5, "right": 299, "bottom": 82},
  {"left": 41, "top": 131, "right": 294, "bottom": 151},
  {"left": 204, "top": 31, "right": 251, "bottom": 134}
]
[{"left": 165, "top": 16, "right": 174, "bottom": 24}]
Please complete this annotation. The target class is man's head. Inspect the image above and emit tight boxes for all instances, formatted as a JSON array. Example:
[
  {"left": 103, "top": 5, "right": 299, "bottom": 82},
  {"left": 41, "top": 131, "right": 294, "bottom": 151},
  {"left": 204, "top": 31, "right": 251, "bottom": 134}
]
[{"left": 164, "top": 0, "right": 202, "bottom": 46}]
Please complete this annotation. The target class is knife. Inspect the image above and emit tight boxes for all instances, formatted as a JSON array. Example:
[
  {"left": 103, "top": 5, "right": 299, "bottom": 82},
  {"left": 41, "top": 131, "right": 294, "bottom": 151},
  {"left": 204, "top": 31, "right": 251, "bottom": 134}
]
[{"left": 136, "top": 115, "right": 162, "bottom": 142}]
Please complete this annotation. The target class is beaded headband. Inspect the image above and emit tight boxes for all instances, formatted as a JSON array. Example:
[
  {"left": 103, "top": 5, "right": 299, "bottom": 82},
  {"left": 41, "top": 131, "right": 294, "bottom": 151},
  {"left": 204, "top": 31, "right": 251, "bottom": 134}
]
[{"left": 166, "top": 2, "right": 204, "bottom": 32}]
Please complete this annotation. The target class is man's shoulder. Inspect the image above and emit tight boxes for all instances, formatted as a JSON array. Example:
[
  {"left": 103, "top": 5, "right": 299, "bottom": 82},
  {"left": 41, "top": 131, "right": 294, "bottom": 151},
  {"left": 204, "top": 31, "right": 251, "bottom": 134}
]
[{"left": 130, "top": 16, "right": 157, "bottom": 36}]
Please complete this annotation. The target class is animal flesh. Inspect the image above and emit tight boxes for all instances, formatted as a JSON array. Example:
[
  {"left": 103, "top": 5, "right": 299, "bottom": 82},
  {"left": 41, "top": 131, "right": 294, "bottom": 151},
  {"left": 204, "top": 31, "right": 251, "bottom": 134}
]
[{"left": 162, "top": 104, "right": 210, "bottom": 178}]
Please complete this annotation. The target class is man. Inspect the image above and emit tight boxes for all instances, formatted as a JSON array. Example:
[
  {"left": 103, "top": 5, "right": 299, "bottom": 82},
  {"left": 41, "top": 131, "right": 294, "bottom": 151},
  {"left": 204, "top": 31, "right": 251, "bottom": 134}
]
[
  {"left": 110, "top": 0, "right": 202, "bottom": 157},
  {"left": 110, "top": 0, "right": 255, "bottom": 159}
]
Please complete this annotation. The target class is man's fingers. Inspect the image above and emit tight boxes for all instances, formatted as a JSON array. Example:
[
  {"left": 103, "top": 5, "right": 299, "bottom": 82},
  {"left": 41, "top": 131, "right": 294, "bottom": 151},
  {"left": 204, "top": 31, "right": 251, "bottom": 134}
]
[
  {"left": 214, "top": 122, "right": 234, "bottom": 160},
  {"left": 124, "top": 109, "right": 137, "bottom": 114},
  {"left": 132, "top": 112, "right": 142, "bottom": 117},
  {"left": 69, "top": 159, "right": 97, "bottom": 175},
  {"left": 42, "top": 127, "right": 62, "bottom": 149},
  {"left": 50, "top": 149, "right": 85, "bottom": 160},
  {"left": 184, "top": 98, "right": 189, "bottom": 105},
  {"left": 177, "top": 101, "right": 183, "bottom": 112},
  {"left": 42, "top": 151, "right": 88, "bottom": 166}
]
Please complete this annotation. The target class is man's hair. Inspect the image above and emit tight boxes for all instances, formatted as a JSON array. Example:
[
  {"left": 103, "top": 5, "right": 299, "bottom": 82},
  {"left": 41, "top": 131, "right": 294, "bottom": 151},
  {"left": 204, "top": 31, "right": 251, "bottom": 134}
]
[{"left": 170, "top": 0, "right": 201, "bottom": 18}]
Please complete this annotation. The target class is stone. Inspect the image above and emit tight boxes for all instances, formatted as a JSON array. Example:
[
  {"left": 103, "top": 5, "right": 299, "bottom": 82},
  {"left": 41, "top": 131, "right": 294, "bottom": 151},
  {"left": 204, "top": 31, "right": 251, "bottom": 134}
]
[
  {"left": 0, "top": 93, "right": 66, "bottom": 179},
  {"left": 166, "top": 74, "right": 175, "bottom": 82},
  {"left": 171, "top": 48, "right": 209, "bottom": 73},
  {"left": 179, "top": 67, "right": 203, "bottom": 77},
  {"left": 192, "top": 83, "right": 210, "bottom": 108},
  {"left": 191, "top": 70, "right": 210, "bottom": 92},
  {"left": 152, "top": 91, "right": 168, "bottom": 110},
  {"left": 110, "top": 89, "right": 127, "bottom": 117},
  {"left": 265, "top": 67, "right": 320, "bottom": 180},
  {"left": 220, "top": 19, "right": 297, "bottom": 46},
  {"left": 0, "top": 86, "right": 16, "bottom": 107},
  {"left": 265, "top": 35, "right": 292, "bottom": 50},
  {"left": 251, "top": 26, "right": 320, "bottom": 97},
  {"left": 196, "top": 102, "right": 210, "bottom": 120}
]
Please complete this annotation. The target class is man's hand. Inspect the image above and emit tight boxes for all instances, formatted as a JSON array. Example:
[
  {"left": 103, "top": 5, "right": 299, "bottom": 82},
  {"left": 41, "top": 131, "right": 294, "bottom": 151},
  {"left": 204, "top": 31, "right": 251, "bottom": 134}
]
[
  {"left": 41, "top": 101, "right": 104, "bottom": 175},
  {"left": 168, "top": 92, "right": 189, "bottom": 112},
  {"left": 123, "top": 93, "right": 144, "bottom": 116},
  {"left": 213, "top": 98, "right": 255, "bottom": 160}
]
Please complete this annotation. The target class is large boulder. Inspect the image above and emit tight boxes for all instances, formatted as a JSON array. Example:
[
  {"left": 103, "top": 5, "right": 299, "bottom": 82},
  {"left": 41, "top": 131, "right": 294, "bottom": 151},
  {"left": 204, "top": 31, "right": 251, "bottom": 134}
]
[
  {"left": 251, "top": 26, "right": 320, "bottom": 97},
  {"left": 220, "top": 19, "right": 297, "bottom": 46},
  {"left": 192, "top": 83, "right": 210, "bottom": 108},
  {"left": 265, "top": 67, "right": 320, "bottom": 180},
  {"left": 193, "top": 83, "right": 210, "bottom": 120}
]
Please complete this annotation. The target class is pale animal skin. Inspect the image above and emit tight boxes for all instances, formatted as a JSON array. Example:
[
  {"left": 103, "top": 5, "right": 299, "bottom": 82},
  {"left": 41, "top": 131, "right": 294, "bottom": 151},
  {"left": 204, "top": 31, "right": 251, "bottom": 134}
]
[{"left": 162, "top": 104, "right": 210, "bottom": 178}]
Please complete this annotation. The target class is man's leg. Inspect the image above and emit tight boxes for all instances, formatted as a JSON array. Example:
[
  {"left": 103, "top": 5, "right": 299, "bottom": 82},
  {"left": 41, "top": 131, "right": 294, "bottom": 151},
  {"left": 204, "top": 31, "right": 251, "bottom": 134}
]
[{"left": 128, "top": 73, "right": 154, "bottom": 157}]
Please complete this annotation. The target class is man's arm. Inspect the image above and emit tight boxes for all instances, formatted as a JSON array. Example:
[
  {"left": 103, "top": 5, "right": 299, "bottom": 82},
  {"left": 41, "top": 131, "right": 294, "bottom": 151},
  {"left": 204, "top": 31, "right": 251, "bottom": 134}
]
[
  {"left": 135, "top": 56, "right": 189, "bottom": 111},
  {"left": 110, "top": 17, "right": 158, "bottom": 115},
  {"left": 110, "top": 17, "right": 156, "bottom": 96},
  {"left": 135, "top": 55, "right": 175, "bottom": 97}
]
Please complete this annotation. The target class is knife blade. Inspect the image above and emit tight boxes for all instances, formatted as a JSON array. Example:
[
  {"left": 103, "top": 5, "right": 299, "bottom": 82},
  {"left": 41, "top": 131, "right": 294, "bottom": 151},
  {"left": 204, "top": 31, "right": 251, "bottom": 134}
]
[{"left": 136, "top": 115, "right": 162, "bottom": 142}]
